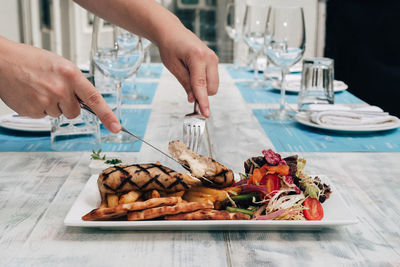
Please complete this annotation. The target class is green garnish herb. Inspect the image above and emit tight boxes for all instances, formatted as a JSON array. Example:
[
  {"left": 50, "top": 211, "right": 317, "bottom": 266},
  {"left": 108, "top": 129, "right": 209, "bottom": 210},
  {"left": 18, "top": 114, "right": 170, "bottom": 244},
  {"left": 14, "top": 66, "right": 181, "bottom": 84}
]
[
  {"left": 91, "top": 149, "right": 106, "bottom": 160},
  {"left": 90, "top": 149, "right": 121, "bottom": 165},
  {"left": 105, "top": 158, "right": 122, "bottom": 165}
]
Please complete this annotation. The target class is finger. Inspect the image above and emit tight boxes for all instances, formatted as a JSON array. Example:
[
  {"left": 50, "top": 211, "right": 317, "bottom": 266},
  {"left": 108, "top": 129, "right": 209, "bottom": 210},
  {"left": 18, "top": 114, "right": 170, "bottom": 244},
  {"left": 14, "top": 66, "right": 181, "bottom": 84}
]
[
  {"left": 166, "top": 59, "right": 194, "bottom": 102},
  {"left": 44, "top": 104, "right": 62, "bottom": 118},
  {"left": 21, "top": 104, "right": 46, "bottom": 119},
  {"left": 73, "top": 75, "right": 121, "bottom": 133},
  {"left": 59, "top": 94, "right": 81, "bottom": 119},
  {"left": 37, "top": 95, "right": 62, "bottom": 117},
  {"left": 27, "top": 111, "right": 47, "bottom": 119},
  {"left": 206, "top": 54, "right": 219, "bottom": 96},
  {"left": 187, "top": 57, "right": 210, "bottom": 117}
]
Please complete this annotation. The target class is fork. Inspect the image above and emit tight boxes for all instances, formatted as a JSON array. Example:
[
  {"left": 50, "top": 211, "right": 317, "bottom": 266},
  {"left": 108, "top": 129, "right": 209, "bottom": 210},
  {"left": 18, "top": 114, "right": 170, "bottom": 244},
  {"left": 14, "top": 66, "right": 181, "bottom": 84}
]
[
  {"left": 79, "top": 99, "right": 215, "bottom": 184},
  {"left": 183, "top": 101, "right": 206, "bottom": 153}
]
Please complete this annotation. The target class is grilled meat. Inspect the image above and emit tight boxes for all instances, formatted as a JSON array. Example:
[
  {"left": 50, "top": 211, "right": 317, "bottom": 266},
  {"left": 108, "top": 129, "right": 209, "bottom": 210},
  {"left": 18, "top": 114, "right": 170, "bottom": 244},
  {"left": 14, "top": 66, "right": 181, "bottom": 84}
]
[
  {"left": 82, "top": 197, "right": 182, "bottom": 221},
  {"left": 127, "top": 202, "right": 213, "bottom": 221},
  {"left": 165, "top": 209, "right": 250, "bottom": 220},
  {"left": 97, "top": 163, "right": 195, "bottom": 200},
  {"left": 168, "top": 140, "right": 234, "bottom": 188}
]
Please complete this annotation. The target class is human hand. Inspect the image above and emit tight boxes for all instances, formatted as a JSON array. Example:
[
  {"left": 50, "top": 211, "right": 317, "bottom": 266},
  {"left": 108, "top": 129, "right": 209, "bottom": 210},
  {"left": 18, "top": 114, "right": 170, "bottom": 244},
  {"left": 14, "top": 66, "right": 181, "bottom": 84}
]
[
  {"left": 73, "top": 0, "right": 218, "bottom": 117},
  {"left": 157, "top": 27, "right": 219, "bottom": 118},
  {"left": 0, "top": 38, "right": 121, "bottom": 133}
]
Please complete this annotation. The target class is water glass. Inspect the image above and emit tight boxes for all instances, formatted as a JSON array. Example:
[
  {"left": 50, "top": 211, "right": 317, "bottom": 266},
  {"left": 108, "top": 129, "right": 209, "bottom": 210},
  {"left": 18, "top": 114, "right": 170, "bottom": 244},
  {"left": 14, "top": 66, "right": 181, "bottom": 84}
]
[
  {"left": 298, "top": 58, "right": 335, "bottom": 111},
  {"left": 264, "top": 6, "right": 305, "bottom": 120},
  {"left": 94, "top": 68, "right": 114, "bottom": 94},
  {"left": 50, "top": 110, "right": 101, "bottom": 151},
  {"left": 225, "top": 2, "right": 244, "bottom": 69}
]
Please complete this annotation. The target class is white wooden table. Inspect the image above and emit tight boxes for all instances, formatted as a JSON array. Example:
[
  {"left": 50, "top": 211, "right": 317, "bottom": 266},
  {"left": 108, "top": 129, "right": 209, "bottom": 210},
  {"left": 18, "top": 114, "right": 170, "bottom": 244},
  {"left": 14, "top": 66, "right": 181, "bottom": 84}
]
[{"left": 0, "top": 66, "right": 399, "bottom": 266}]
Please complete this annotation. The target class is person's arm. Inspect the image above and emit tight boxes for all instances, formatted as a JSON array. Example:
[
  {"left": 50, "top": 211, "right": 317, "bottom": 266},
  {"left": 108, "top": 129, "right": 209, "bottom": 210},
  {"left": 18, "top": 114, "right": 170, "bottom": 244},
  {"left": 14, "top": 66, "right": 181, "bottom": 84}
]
[
  {"left": 74, "top": 0, "right": 218, "bottom": 117},
  {"left": 0, "top": 36, "right": 120, "bottom": 133}
]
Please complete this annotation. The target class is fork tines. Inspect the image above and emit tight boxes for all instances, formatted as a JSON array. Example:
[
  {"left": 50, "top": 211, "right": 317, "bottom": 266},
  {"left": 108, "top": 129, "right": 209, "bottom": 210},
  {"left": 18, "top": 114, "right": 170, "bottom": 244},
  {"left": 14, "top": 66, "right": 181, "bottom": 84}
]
[
  {"left": 183, "top": 121, "right": 204, "bottom": 153},
  {"left": 183, "top": 101, "right": 205, "bottom": 154}
]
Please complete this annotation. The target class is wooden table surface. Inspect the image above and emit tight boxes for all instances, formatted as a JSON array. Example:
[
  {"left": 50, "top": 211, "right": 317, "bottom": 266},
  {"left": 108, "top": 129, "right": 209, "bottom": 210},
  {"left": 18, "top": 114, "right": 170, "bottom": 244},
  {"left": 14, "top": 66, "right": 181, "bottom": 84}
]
[{"left": 0, "top": 66, "right": 399, "bottom": 266}]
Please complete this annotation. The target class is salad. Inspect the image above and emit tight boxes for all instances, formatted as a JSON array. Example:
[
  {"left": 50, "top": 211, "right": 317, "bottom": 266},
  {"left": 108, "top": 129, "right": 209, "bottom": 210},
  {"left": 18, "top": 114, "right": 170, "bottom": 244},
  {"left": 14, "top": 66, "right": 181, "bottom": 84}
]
[{"left": 221, "top": 149, "right": 332, "bottom": 220}]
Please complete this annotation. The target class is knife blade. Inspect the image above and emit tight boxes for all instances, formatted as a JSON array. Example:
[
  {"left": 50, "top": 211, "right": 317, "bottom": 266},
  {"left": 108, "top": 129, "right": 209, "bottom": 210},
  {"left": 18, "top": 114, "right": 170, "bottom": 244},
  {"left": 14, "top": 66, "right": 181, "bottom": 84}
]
[
  {"left": 78, "top": 99, "right": 184, "bottom": 165},
  {"left": 78, "top": 99, "right": 196, "bottom": 174},
  {"left": 120, "top": 126, "right": 187, "bottom": 167}
]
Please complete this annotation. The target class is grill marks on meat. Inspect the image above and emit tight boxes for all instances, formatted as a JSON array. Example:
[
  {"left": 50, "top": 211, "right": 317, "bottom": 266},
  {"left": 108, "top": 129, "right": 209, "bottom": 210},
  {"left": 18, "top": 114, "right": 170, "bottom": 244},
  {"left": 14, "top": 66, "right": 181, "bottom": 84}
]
[
  {"left": 98, "top": 163, "right": 193, "bottom": 199},
  {"left": 168, "top": 140, "right": 234, "bottom": 188}
]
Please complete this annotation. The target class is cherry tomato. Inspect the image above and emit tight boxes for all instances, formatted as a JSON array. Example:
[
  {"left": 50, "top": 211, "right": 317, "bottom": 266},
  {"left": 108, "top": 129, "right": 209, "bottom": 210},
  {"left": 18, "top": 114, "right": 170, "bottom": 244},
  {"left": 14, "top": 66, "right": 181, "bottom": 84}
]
[{"left": 303, "top": 197, "right": 324, "bottom": 220}]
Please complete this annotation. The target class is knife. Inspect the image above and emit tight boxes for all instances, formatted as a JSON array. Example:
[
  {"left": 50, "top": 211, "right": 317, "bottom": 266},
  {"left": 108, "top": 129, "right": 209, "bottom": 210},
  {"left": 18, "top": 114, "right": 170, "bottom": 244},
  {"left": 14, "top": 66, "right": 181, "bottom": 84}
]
[{"left": 78, "top": 99, "right": 193, "bottom": 173}]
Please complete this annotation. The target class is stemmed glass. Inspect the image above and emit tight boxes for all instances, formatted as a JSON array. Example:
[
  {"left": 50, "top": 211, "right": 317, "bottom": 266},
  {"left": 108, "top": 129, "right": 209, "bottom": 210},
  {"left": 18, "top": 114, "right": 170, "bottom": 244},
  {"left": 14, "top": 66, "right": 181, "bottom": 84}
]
[
  {"left": 225, "top": 3, "right": 244, "bottom": 69},
  {"left": 91, "top": 16, "right": 144, "bottom": 143},
  {"left": 141, "top": 38, "right": 154, "bottom": 77},
  {"left": 114, "top": 29, "right": 149, "bottom": 101},
  {"left": 264, "top": 6, "right": 305, "bottom": 120},
  {"left": 242, "top": 3, "right": 269, "bottom": 87}
]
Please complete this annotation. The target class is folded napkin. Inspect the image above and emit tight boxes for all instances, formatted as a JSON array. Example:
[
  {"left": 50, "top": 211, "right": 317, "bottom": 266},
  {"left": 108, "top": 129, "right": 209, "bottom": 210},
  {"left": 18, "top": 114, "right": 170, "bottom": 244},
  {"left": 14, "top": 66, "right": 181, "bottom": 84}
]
[
  {"left": 0, "top": 113, "right": 51, "bottom": 129},
  {"left": 308, "top": 105, "right": 399, "bottom": 129}
]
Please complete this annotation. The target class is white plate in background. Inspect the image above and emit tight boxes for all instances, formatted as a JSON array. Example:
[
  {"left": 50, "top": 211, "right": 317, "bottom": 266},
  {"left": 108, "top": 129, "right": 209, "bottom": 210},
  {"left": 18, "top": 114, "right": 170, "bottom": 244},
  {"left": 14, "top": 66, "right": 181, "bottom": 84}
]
[
  {"left": 272, "top": 75, "right": 348, "bottom": 93},
  {"left": 0, "top": 113, "right": 51, "bottom": 132},
  {"left": 295, "top": 112, "right": 400, "bottom": 132},
  {"left": 64, "top": 174, "right": 357, "bottom": 230}
]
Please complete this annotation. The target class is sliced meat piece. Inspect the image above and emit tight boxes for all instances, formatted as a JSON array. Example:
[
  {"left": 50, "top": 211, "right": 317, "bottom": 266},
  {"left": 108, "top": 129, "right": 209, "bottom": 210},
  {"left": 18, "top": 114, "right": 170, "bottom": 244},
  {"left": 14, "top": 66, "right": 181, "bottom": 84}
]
[
  {"left": 98, "top": 163, "right": 195, "bottom": 200},
  {"left": 165, "top": 209, "right": 250, "bottom": 220},
  {"left": 168, "top": 140, "right": 234, "bottom": 188},
  {"left": 127, "top": 202, "right": 213, "bottom": 221},
  {"left": 82, "top": 197, "right": 182, "bottom": 221}
]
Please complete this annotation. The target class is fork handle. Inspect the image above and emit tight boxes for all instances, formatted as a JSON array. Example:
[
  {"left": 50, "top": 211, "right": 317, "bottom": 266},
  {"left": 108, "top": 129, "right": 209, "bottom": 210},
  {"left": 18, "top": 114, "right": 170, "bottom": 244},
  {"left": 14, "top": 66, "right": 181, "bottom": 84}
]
[{"left": 194, "top": 100, "right": 200, "bottom": 114}]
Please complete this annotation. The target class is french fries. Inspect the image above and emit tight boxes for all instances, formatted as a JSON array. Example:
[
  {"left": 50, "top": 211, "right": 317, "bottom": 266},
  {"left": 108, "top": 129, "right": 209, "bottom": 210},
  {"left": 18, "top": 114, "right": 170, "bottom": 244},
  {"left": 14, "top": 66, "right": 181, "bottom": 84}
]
[
  {"left": 151, "top": 189, "right": 160, "bottom": 198},
  {"left": 143, "top": 189, "right": 161, "bottom": 200},
  {"left": 160, "top": 190, "right": 186, "bottom": 198},
  {"left": 119, "top": 190, "right": 142, "bottom": 204},
  {"left": 188, "top": 185, "right": 229, "bottom": 202},
  {"left": 99, "top": 199, "right": 108, "bottom": 208},
  {"left": 103, "top": 184, "right": 230, "bottom": 210},
  {"left": 222, "top": 186, "right": 242, "bottom": 196},
  {"left": 106, "top": 194, "right": 119, "bottom": 208},
  {"left": 183, "top": 191, "right": 217, "bottom": 204}
]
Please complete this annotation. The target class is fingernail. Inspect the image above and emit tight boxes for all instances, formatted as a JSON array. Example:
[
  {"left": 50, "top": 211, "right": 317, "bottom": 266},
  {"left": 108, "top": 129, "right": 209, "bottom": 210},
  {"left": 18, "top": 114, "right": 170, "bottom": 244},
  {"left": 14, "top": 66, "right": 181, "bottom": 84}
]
[
  {"left": 110, "top": 122, "right": 121, "bottom": 133},
  {"left": 204, "top": 108, "right": 210, "bottom": 118}
]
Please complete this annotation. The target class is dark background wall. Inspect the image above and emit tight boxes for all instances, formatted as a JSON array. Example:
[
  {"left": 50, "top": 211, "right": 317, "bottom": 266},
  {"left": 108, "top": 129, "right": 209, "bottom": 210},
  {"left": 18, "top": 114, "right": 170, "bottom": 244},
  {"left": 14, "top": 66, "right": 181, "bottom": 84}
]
[{"left": 325, "top": 0, "right": 400, "bottom": 117}]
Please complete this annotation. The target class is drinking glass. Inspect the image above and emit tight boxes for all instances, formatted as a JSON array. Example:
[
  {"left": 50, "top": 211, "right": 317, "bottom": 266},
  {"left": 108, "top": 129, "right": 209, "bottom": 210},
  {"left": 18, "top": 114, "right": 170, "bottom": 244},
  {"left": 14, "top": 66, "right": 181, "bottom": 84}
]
[
  {"left": 265, "top": 6, "right": 306, "bottom": 120},
  {"left": 298, "top": 58, "right": 335, "bottom": 111},
  {"left": 243, "top": 3, "right": 269, "bottom": 87},
  {"left": 141, "top": 38, "right": 155, "bottom": 77},
  {"left": 113, "top": 28, "right": 149, "bottom": 102},
  {"left": 225, "top": 2, "right": 244, "bottom": 69},
  {"left": 92, "top": 16, "right": 144, "bottom": 143},
  {"left": 50, "top": 110, "right": 101, "bottom": 151}
]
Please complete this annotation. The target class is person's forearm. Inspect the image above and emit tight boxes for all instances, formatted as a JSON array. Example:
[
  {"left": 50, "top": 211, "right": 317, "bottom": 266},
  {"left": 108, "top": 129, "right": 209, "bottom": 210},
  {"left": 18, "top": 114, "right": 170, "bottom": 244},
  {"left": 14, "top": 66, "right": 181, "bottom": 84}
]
[{"left": 73, "top": 0, "right": 184, "bottom": 46}]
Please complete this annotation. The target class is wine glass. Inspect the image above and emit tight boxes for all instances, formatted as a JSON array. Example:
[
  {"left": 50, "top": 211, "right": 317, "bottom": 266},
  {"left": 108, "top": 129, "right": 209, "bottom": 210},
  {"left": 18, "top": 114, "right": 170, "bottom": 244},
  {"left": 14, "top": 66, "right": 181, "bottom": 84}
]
[
  {"left": 242, "top": 3, "right": 269, "bottom": 87},
  {"left": 225, "top": 2, "right": 244, "bottom": 69},
  {"left": 141, "top": 38, "right": 155, "bottom": 77},
  {"left": 91, "top": 16, "right": 144, "bottom": 143},
  {"left": 264, "top": 6, "right": 305, "bottom": 120},
  {"left": 113, "top": 28, "right": 149, "bottom": 102}
]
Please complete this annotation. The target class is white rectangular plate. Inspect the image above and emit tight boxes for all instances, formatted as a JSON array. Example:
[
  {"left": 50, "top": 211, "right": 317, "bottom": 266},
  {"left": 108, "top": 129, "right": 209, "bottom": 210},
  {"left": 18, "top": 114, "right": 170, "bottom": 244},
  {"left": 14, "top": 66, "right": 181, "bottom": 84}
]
[{"left": 64, "top": 174, "right": 358, "bottom": 231}]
